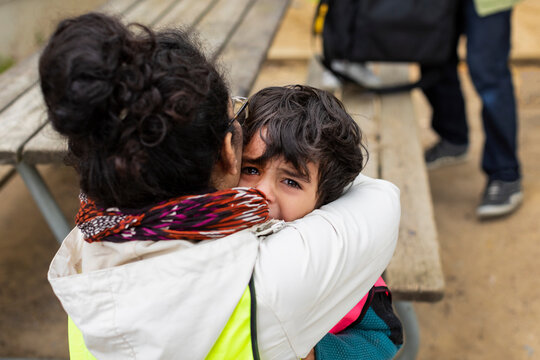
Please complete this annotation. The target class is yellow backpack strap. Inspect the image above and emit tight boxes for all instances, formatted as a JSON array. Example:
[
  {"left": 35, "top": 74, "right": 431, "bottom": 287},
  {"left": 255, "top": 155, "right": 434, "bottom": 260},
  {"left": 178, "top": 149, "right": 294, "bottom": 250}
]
[
  {"left": 206, "top": 276, "right": 260, "bottom": 360},
  {"left": 249, "top": 276, "right": 260, "bottom": 360},
  {"left": 68, "top": 316, "right": 97, "bottom": 360},
  {"left": 312, "top": 0, "right": 329, "bottom": 35}
]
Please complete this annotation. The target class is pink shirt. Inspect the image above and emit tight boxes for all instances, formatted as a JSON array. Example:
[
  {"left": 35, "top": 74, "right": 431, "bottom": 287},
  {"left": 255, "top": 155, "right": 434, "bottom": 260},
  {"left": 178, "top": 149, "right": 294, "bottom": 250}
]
[{"left": 329, "top": 277, "right": 388, "bottom": 334}]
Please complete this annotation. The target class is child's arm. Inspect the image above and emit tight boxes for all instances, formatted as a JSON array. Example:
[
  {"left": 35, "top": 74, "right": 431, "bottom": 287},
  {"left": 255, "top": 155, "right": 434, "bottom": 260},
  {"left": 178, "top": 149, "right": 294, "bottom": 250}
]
[{"left": 254, "top": 174, "right": 400, "bottom": 358}]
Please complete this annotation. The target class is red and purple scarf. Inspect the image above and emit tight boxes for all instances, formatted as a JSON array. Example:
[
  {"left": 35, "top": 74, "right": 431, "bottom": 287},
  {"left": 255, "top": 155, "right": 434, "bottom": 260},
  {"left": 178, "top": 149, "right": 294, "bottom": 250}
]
[{"left": 76, "top": 188, "right": 270, "bottom": 243}]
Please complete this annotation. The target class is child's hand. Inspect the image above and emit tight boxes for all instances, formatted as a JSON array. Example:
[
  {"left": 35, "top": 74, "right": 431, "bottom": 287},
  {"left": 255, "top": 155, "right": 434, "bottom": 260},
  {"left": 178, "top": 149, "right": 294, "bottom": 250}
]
[{"left": 302, "top": 348, "right": 316, "bottom": 360}]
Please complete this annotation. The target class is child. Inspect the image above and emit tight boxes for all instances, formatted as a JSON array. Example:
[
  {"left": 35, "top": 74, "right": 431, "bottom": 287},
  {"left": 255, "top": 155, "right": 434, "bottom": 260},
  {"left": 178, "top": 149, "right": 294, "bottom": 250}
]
[{"left": 238, "top": 85, "right": 403, "bottom": 360}]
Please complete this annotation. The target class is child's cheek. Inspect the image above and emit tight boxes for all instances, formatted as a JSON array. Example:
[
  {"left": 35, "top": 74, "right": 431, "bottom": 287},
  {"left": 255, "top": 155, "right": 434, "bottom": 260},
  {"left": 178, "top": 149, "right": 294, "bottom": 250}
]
[{"left": 238, "top": 175, "right": 252, "bottom": 188}]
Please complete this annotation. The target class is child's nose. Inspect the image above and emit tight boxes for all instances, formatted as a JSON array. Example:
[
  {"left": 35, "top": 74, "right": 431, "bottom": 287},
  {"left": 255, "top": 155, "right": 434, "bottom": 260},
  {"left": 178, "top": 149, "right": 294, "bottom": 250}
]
[
  {"left": 256, "top": 181, "right": 275, "bottom": 203},
  {"left": 256, "top": 179, "right": 275, "bottom": 203},
  {"left": 254, "top": 179, "right": 280, "bottom": 220}
]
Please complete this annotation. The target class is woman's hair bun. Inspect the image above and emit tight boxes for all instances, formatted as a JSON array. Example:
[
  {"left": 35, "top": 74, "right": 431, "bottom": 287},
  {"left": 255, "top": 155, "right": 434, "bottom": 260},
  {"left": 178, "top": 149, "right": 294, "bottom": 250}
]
[
  {"left": 38, "top": 12, "right": 231, "bottom": 208},
  {"left": 39, "top": 13, "right": 131, "bottom": 137}
]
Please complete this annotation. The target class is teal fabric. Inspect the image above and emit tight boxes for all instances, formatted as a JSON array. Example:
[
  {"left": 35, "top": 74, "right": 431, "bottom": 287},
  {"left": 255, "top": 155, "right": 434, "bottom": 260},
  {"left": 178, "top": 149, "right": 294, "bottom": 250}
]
[
  {"left": 314, "top": 307, "right": 401, "bottom": 360},
  {"left": 474, "top": 0, "right": 521, "bottom": 16}
]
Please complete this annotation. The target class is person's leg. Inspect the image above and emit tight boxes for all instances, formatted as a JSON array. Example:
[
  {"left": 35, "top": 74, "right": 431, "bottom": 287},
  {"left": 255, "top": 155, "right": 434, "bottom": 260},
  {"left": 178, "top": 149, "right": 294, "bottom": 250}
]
[
  {"left": 421, "top": 58, "right": 471, "bottom": 169},
  {"left": 421, "top": 1, "right": 470, "bottom": 169},
  {"left": 421, "top": 0, "right": 468, "bottom": 146},
  {"left": 465, "top": 0, "right": 522, "bottom": 218},
  {"left": 464, "top": 0, "right": 520, "bottom": 182},
  {"left": 421, "top": 61, "right": 469, "bottom": 146}
]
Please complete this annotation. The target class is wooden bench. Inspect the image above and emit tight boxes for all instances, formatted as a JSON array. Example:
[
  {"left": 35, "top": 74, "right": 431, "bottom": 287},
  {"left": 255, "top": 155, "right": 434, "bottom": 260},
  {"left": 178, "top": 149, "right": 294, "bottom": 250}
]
[
  {"left": 0, "top": 0, "right": 290, "bottom": 243},
  {"left": 307, "top": 59, "right": 445, "bottom": 359}
]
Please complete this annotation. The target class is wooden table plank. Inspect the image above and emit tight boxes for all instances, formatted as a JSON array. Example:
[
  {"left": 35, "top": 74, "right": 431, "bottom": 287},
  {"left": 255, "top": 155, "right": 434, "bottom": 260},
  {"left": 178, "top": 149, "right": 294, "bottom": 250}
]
[
  {"left": 122, "top": 0, "right": 181, "bottom": 25},
  {"left": 156, "top": 0, "right": 216, "bottom": 29},
  {"left": 196, "top": 0, "right": 253, "bottom": 56},
  {"left": 377, "top": 63, "right": 444, "bottom": 302},
  {"left": 219, "top": 0, "right": 290, "bottom": 96},
  {"left": 20, "top": 123, "right": 67, "bottom": 164},
  {"left": 341, "top": 85, "right": 378, "bottom": 179},
  {"left": 0, "top": 0, "right": 160, "bottom": 165},
  {"left": 0, "top": 87, "right": 47, "bottom": 164},
  {"left": 0, "top": 0, "right": 139, "bottom": 115},
  {"left": 99, "top": 0, "right": 142, "bottom": 15},
  {"left": 0, "top": 53, "right": 40, "bottom": 114},
  {"left": 0, "top": 0, "right": 140, "bottom": 117}
]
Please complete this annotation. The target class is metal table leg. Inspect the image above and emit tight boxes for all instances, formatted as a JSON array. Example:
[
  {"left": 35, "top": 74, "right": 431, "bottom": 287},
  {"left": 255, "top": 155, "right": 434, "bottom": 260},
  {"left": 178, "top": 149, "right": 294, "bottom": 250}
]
[
  {"left": 15, "top": 162, "right": 70, "bottom": 244},
  {"left": 394, "top": 301, "right": 420, "bottom": 360}
]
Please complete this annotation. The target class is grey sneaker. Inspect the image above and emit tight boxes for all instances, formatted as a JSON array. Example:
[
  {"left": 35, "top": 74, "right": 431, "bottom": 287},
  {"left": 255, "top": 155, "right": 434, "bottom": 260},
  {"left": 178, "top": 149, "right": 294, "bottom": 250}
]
[
  {"left": 476, "top": 179, "right": 523, "bottom": 219},
  {"left": 425, "top": 139, "right": 468, "bottom": 170}
]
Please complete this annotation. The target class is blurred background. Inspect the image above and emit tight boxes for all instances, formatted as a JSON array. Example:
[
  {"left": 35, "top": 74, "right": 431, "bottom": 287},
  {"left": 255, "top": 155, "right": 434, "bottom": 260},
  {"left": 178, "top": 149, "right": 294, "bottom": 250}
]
[{"left": 0, "top": 0, "right": 539, "bottom": 358}]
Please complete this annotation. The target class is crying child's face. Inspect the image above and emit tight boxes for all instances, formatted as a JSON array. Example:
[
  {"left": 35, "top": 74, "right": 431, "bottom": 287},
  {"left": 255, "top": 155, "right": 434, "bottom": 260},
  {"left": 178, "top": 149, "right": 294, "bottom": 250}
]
[{"left": 239, "top": 131, "right": 319, "bottom": 222}]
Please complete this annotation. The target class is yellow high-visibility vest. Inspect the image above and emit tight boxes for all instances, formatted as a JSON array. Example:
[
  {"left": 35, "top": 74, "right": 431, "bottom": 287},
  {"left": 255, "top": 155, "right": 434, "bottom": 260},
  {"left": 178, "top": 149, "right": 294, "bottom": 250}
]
[{"left": 68, "top": 278, "right": 259, "bottom": 360}]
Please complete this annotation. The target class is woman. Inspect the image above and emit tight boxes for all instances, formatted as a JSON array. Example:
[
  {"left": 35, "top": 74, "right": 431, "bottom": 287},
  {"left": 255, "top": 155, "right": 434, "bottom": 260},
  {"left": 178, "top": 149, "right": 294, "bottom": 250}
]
[{"left": 43, "top": 13, "right": 400, "bottom": 359}]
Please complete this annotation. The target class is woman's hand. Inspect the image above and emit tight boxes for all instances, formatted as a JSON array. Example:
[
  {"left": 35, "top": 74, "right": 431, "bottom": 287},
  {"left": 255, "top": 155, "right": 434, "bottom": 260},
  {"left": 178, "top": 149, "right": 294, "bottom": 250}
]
[{"left": 303, "top": 348, "right": 316, "bottom": 360}]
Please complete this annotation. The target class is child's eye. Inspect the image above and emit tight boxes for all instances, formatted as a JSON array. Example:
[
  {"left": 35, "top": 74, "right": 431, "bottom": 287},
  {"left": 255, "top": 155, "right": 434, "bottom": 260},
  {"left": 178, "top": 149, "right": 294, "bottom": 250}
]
[
  {"left": 241, "top": 166, "right": 260, "bottom": 175},
  {"left": 283, "top": 178, "right": 301, "bottom": 189}
]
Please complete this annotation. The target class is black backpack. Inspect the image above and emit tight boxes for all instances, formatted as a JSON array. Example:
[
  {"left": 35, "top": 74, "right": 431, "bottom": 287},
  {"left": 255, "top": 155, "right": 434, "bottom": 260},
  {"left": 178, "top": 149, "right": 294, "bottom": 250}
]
[{"left": 314, "top": 0, "right": 458, "bottom": 93}]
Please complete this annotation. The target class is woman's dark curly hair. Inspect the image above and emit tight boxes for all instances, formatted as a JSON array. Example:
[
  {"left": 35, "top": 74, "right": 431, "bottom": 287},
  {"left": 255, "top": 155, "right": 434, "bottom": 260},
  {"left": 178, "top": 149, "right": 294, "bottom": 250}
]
[
  {"left": 39, "top": 12, "right": 231, "bottom": 208},
  {"left": 241, "top": 85, "right": 367, "bottom": 208}
]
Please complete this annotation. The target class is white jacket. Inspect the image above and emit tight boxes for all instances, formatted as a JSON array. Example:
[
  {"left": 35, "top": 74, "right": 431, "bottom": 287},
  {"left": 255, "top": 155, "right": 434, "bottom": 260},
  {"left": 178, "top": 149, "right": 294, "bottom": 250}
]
[{"left": 48, "top": 174, "right": 400, "bottom": 360}]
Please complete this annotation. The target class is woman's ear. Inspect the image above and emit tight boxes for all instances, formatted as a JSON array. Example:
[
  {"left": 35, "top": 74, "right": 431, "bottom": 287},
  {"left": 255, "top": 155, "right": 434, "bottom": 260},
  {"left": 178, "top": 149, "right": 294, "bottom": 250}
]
[
  {"left": 220, "top": 131, "right": 239, "bottom": 175},
  {"left": 211, "top": 129, "right": 242, "bottom": 190}
]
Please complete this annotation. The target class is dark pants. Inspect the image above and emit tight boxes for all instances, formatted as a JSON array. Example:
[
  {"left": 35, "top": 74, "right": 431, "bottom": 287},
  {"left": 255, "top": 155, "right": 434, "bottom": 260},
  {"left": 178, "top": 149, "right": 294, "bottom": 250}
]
[{"left": 421, "top": 0, "right": 520, "bottom": 182}]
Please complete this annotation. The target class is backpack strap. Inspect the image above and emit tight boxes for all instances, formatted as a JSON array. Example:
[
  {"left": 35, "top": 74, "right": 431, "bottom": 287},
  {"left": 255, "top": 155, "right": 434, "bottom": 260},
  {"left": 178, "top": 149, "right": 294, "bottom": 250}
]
[
  {"left": 312, "top": 0, "right": 329, "bottom": 36},
  {"left": 249, "top": 275, "right": 261, "bottom": 360}
]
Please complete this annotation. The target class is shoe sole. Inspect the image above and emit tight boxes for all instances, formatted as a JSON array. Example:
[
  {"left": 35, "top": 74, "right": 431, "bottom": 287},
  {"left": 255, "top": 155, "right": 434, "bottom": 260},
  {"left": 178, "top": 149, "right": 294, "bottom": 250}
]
[
  {"left": 426, "top": 154, "right": 468, "bottom": 170},
  {"left": 476, "top": 192, "right": 524, "bottom": 219}
]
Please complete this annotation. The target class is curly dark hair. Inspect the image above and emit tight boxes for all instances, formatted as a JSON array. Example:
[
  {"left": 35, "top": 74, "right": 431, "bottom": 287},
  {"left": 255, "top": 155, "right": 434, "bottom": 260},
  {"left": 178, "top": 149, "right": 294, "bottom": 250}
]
[
  {"left": 241, "top": 85, "right": 367, "bottom": 208},
  {"left": 39, "top": 13, "right": 231, "bottom": 208}
]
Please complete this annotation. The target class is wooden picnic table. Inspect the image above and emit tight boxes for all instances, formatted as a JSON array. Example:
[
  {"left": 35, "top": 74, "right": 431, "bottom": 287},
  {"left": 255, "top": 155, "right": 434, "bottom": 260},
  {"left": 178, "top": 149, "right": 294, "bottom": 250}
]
[{"left": 0, "top": 0, "right": 290, "bottom": 242}]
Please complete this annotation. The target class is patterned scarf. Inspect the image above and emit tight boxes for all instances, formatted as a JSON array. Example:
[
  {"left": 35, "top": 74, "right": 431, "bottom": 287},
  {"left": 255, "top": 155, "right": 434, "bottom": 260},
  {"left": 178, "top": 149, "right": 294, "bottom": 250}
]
[{"left": 76, "top": 188, "right": 270, "bottom": 243}]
